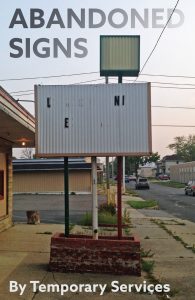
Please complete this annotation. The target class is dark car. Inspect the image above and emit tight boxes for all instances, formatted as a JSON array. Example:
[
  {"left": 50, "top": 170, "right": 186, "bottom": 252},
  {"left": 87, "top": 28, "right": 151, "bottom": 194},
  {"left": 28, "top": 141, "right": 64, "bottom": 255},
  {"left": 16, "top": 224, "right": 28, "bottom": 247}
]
[
  {"left": 135, "top": 178, "right": 150, "bottom": 189},
  {"left": 185, "top": 181, "right": 195, "bottom": 196}
]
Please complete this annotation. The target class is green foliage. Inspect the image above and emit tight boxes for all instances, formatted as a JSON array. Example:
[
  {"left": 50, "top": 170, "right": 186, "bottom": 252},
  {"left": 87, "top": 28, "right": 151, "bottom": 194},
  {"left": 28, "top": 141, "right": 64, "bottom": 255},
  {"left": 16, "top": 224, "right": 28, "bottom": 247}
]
[
  {"left": 98, "top": 202, "right": 116, "bottom": 215},
  {"left": 113, "top": 152, "right": 160, "bottom": 176},
  {"left": 127, "top": 200, "right": 158, "bottom": 209},
  {"left": 168, "top": 135, "right": 195, "bottom": 162},
  {"left": 141, "top": 260, "right": 154, "bottom": 273},
  {"left": 80, "top": 212, "right": 118, "bottom": 226}
]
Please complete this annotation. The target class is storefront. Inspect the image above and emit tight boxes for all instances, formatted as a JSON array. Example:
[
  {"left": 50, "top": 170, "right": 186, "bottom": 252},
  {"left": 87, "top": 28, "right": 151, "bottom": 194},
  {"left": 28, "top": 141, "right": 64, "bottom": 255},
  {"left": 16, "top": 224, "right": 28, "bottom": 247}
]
[{"left": 0, "top": 86, "right": 35, "bottom": 232}]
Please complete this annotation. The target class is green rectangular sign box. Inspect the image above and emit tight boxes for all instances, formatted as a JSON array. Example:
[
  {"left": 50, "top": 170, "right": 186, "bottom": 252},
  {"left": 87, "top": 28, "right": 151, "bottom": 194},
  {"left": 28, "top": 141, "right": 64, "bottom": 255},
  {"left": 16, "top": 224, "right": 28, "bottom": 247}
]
[{"left": 100, "top": 35, "right": 140, "bottom": 77}]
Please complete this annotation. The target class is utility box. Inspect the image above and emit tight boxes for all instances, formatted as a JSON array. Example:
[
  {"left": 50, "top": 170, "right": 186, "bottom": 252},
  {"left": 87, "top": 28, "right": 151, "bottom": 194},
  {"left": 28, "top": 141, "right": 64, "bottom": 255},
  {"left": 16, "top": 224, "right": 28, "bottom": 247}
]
[{"left": 35, "top": 83, "right": 151, "bottom": 157}]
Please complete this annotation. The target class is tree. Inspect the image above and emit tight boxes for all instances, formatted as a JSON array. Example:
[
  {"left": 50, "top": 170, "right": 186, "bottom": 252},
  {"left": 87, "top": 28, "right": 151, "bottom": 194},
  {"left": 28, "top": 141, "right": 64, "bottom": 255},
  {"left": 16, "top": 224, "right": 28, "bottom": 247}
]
[
  {"left": 168, "top": 135, "right": 195, "bottom": 162},
  {"left": 112, "top": 152, "right": 160, "bottom": 176},
  {"left": 20, "top": 148, "right": 34, "bottom": 159}
]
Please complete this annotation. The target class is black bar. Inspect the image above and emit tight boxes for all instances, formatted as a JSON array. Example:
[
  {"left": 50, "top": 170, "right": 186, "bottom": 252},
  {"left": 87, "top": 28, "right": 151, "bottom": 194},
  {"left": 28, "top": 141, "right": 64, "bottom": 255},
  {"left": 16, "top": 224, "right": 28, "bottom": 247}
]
[
  {"left": 64, "top": 157, "right": 69, "bottom": 237},
  {"left": 118, "top": 76, "right": 123, "bottom": 84}
]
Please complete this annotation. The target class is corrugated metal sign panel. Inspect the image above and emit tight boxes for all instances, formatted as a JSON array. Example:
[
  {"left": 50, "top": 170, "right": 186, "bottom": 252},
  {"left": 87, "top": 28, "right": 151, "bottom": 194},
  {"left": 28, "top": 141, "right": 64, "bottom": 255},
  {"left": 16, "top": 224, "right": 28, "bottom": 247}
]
[
  {"left": 100, "top": 36, "right": 140, "bottom": 77},
  {"left": 35, "top": 83, "right": 151, "bottom": 157}
]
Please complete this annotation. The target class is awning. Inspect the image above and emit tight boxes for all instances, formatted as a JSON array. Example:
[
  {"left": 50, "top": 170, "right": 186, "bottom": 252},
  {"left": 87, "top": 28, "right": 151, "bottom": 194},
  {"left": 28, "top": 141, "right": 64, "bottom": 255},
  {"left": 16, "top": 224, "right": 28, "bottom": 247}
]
[{"left": 0, "top": 86, "right": 35, "bottom": 149}]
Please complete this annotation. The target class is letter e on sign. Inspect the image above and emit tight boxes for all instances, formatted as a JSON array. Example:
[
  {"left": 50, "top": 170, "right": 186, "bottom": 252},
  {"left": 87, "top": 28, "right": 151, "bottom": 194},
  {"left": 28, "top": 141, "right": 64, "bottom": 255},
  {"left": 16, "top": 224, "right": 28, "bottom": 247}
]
[{"left": 64, "top": 118, "right": 69, "bottom": 128}]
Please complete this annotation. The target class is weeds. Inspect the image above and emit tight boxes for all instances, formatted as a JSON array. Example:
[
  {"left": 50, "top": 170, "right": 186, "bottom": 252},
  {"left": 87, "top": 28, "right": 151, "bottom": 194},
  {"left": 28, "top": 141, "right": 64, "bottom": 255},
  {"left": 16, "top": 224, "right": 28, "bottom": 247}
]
[
  {"left": 152, "top": 219, "right": 195, "bottom": 254},
  {"left": 141, "top": 259, "right": 154, "bottom": 273},
  {"left": 141, "top": 248, "right": 154, "bottom": 258}
]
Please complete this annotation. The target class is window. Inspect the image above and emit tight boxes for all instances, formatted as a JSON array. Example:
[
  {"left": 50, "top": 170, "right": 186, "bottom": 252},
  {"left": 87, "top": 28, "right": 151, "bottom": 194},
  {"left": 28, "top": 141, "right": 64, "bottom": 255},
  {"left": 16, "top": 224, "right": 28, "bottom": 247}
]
[{"left": 0, "top": 171, "right": 4, "bottom": 200}]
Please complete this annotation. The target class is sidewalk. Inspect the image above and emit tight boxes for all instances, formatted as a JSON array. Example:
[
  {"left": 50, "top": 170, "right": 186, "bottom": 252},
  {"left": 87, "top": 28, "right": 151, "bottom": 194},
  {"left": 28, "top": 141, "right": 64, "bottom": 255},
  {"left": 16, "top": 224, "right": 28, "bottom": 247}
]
[{"left": 0, "top": 203, "right": 195, "bottom": 299}]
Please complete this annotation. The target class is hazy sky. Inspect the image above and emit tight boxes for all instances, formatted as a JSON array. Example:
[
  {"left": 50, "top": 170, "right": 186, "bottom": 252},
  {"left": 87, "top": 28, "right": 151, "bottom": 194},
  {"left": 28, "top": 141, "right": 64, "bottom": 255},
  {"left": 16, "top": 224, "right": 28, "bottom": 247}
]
[{"left": 1, "top": 0, "right": 195, "bottom": 159}]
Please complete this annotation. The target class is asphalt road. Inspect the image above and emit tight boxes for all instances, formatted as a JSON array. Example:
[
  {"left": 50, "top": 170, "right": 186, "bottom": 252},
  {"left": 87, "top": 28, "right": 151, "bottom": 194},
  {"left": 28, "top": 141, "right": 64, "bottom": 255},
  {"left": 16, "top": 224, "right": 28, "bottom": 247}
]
[
  {"left": 13, "top": 194, "right": 106, "bottom": 224},
  {"left": 127, "top": 181, "right": 195, "bottom": 222}
]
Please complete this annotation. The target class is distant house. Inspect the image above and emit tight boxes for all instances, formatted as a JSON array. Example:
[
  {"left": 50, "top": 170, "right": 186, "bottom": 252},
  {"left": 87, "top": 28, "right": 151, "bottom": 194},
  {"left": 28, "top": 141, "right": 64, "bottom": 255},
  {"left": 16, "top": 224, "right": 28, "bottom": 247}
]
[
  {"left": 138, "top": 164, "right": 157, "bottom": 178},
  {"left": 170, "top": 161, "right": 195, "bottom": 183},
  {"left": 160, "top": 155, "right": 184, "bottom": 175},
  {"left": 13, "top": 158, "right": 103, "bottom": 194}
]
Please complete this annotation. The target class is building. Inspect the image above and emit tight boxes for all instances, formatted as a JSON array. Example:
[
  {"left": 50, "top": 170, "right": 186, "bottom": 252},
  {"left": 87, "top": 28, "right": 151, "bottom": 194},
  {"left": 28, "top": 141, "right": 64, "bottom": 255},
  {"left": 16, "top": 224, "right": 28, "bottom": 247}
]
[
  {"left": 13, "top": 158, "right": 93, "bottom": 194},
  {"left": 170, "top": 161, "right": 195, "bottom": 183},
  {"left": 138, "top": 165, "right": 157, "bottom": 178},
  {"left": 160, "top": 155, "right": 184, "bottom": 175},
  {"left": 0, "top": 86, "right": 35, "bottom": 232}
]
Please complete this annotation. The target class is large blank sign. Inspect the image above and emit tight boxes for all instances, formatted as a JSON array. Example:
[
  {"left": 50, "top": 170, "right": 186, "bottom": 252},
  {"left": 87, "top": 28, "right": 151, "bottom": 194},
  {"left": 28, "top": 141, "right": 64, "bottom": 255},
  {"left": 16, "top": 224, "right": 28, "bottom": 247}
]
[{"left": 35, "top": 83, "right": 151, "bottom": 157}]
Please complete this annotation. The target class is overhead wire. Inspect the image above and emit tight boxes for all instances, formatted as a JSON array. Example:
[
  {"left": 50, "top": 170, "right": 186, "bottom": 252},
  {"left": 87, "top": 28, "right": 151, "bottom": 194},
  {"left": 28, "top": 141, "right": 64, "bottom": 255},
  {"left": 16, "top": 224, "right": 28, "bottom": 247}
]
[
  {"left": 0, "top": 71, "right": 99, "bottom": 82},
  {"left": 135, "top": 0, "right": 181, "bottom": 80}
]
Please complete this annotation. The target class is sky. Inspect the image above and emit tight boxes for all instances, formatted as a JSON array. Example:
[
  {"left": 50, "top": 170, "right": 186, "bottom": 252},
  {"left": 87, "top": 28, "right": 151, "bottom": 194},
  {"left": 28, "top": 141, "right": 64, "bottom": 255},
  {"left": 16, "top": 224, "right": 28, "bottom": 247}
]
[{"left": 1, "top": 0, "right": 195, "bottom": 159}]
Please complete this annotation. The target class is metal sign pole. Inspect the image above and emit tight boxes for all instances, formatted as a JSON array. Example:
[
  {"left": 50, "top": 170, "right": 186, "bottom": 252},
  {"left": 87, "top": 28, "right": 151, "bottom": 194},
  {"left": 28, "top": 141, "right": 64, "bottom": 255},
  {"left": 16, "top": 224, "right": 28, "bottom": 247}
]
[
  {"left": 123, "top": 157, "right": 126, "bottom": 193},
  {"left": 117, "top": 156, "right": 122, "bottom": 239},
  {"left": 92, "top": 156, "right": 98, "bottom": 239},
  {"left": 64, "top": 157, "right": 69, "bottom": 237},
  {"left": 117, "top": 75, "right": 123, "bottom": 239}
]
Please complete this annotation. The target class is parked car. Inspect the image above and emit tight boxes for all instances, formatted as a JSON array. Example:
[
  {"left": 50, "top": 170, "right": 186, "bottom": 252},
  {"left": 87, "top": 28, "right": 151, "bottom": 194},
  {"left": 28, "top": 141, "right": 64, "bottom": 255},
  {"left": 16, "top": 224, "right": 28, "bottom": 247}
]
[
  {"left": 135, "top": 178, "right": 150, "bottom": 189},
  {"left": 185, "top": 181, "right": 195, "bottom": 196},
  {"left": 129, "top": 175, "right": 137, "bottom": 182},
  {"left": 158, "top": 174, "right": 170, "bottom": 180}
]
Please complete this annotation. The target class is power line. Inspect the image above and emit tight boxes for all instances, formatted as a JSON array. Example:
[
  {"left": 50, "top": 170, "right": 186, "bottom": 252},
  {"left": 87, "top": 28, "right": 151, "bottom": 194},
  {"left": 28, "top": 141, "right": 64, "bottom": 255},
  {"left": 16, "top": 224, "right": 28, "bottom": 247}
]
[
  {"left": 141, "top": 73, "right": 195, "bottom": 79},
  {"left": 153, "top": 105, "right": 195, "bottom": 110},
  {"left": 152, "top": 85, "right": 195, "bottom": 90},
  {"left": 10, "top": 84, "right": 195, "bottom": 97},
  {"left": 151, "top": 81, "right": 195, "bottom": 87},
  {"left": 123, "top": 79, "right": 195, "bottom": 87},
  {"left": 153, "top": 125, "right": 195, "bottom": 128},
  {"left": 15, "top": 93, "right": 34, "bottom": 97},
  {"left": 0, "top": 71, "right": 99, "bottom": 82},
  {"left": 72, "top": 78, "right": 104, "bottom": 85},
  {"left": 17, "top": 100, "right": 195, "bottom": 111},
  {"left": 12, "top": 78, "right": 104, "bottom": 97},
  {"left": 136, "top": 0, "right": 180, "bottom": 79},
  {"left": 11, "top": 89, "right": 34, "bottom": 94}
]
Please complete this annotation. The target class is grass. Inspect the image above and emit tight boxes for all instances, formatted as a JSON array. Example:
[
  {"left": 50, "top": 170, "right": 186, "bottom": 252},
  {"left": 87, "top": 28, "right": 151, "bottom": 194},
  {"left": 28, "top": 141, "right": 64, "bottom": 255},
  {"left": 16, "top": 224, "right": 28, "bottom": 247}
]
[
  {"left": 127, "top": 200, "right": 158, "bottom": 209},
  {"left": 80, "top": 212, "right": 118, "bottom": 226},
  {"left": 154, "top": 180, "right": 185, "bottom": 188}
]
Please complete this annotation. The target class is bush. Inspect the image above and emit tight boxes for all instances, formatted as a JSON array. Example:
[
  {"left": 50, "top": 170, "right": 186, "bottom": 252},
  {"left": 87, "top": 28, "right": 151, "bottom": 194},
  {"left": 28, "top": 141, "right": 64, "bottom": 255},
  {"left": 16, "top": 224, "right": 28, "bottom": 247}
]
[{"left": 98, "top": 202, "right": 116, "bottom": 215}]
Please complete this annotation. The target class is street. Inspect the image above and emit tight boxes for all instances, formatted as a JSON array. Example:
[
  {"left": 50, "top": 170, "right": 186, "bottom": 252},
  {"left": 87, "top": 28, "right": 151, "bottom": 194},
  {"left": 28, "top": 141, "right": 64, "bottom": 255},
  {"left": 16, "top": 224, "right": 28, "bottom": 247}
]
[
  {"left": 13, "top": 194, "right": 106, "bottom": 224},
  {"left": 14, "top": 182, "right": 195, "bottom": 224},
  {"left": 127, "top": 181, "right": 195, "bottom": 222}
]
